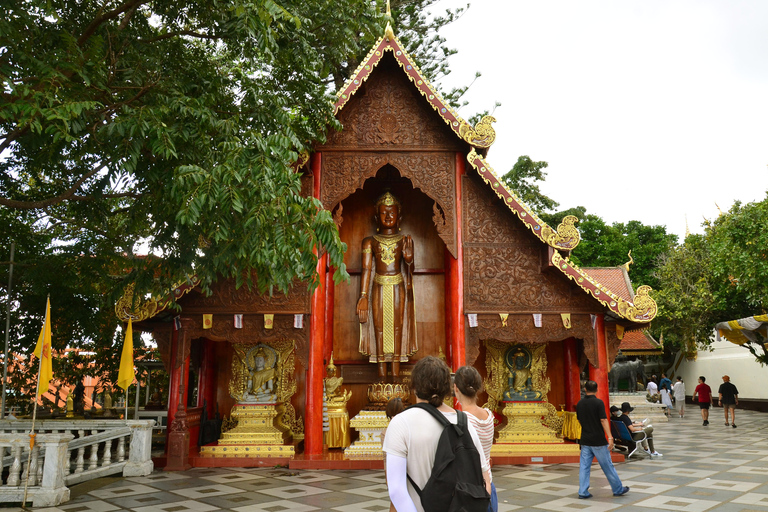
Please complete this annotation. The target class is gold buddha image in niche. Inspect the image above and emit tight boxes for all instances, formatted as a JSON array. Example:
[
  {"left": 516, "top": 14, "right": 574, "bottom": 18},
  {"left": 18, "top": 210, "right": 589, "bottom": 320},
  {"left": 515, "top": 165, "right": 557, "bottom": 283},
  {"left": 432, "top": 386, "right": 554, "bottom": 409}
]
[
  {"left": 243, "top": 344, "right": 278, "bottom": 403},
  {"left": 503, "top": 345, "right": 542, "bottom": 401},
  {"left": 357, "top": 191, "right": 418, "bottom": 379}
]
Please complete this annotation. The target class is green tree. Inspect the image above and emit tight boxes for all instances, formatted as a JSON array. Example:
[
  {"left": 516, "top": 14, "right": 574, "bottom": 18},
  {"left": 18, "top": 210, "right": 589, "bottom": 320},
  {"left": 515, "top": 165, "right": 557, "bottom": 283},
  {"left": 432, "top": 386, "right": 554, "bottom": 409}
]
[
  {"left": 542, "top": 207, "right": 677, "bottom": 290},
  {"left": 501, "top": 156, "right": 560, "bottom": 214},
  {"left": 654, "top": 194, "right": 768, "bottom": 364}
]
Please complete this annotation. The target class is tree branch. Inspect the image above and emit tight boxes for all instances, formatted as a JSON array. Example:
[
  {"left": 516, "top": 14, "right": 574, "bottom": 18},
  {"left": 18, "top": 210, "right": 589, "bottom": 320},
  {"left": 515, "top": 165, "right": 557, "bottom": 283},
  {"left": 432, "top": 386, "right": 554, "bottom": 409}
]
[
  {"left": 77, "top": 0, "right": 150, "bottom": 47},
  {"left": 0, "top": 165, "right": 104, "bottom": 210},
  {"left": 138, "top": 30, "right": 221, "bottom": 43}
]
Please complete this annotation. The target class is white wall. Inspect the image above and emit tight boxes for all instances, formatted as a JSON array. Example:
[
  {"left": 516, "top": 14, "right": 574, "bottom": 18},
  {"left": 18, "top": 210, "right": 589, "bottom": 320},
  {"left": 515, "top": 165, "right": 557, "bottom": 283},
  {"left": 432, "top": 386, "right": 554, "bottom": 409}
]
[{"left": 673, "top": 335, "right": 768, "bottom": 400}]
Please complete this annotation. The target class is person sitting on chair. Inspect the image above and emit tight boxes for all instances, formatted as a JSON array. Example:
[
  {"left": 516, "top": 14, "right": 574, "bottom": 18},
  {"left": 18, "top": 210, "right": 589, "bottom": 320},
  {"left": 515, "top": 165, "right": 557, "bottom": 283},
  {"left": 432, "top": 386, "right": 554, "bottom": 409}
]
[
  {"left": 609, "top": 406, "right": 631, "bottom": 452},
  {"left": 620, "top": 402, "right": 662, "bottom": 457}
]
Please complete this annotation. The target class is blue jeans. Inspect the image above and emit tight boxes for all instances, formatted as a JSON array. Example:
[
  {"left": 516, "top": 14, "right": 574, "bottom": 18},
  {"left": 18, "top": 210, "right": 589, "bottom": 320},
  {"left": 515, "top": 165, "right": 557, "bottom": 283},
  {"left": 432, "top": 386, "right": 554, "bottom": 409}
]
[
  {"left": 488, "top": 481, "right": 498, "bottom": 512},
  {"left": 579, "top": 444, "right": 624, "bottom": 496}
]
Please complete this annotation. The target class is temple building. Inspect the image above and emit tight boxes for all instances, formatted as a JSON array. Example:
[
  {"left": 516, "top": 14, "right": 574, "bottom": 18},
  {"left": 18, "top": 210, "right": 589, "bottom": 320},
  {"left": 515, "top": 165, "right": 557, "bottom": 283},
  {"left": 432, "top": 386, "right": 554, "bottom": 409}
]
[{"left": 118, "top": 20, "right": 657, "bottom": 469}]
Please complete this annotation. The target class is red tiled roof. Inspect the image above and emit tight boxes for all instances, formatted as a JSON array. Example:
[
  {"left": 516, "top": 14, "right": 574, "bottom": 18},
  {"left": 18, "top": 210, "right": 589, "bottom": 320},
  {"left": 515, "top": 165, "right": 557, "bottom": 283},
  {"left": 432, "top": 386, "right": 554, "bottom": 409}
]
[
  {"left": 581, "top": 267, "right": 634, "bottom": 302},
  {"left": 620, "top": 329, "right": 660, "bottom": 352}
]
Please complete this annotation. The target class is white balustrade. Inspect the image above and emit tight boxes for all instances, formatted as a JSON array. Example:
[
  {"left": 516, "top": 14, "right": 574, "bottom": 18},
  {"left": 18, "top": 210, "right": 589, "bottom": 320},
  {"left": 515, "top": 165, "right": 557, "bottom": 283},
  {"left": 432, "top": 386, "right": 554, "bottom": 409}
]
[{"left": 0, "top": 420, "right": 154, "bottom": 507}]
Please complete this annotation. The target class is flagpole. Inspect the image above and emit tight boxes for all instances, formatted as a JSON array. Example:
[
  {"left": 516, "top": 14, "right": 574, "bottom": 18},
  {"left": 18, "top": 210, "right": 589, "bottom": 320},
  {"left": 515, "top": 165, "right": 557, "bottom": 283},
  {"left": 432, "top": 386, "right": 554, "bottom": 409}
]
[
  {"left": 22, "top": 293, "right": 47, "bottom": 509},
  {"left": 2, "top": 241, "right": 15, "bottom": 419},
  {"left": 125, "top": 386, "right": 129, "bottom": 420}
]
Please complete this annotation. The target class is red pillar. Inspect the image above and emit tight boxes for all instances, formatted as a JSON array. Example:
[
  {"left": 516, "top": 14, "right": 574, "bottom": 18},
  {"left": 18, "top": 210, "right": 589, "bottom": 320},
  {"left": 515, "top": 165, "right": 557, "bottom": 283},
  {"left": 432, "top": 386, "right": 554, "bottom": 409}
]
[
  {"left": 166, "top": 324, "right": 181, "bottom": 452},
  {"left": 447, "top": 152, "right": 466, "bottom": 371},
  {"left": 324, "top": 265, "right": 335, "bottom": 364},
  {"left": 305, "top": 152, "right": 326, "bottom": 456},
  {"left": 589, "top": 314, "right": 611, "bottom": 418},
  {"left": 563, "top": 337, "right": 580, "bottom": 412},
  {"left": 166, "top": 318, "right": 193, "bottom": 471}
]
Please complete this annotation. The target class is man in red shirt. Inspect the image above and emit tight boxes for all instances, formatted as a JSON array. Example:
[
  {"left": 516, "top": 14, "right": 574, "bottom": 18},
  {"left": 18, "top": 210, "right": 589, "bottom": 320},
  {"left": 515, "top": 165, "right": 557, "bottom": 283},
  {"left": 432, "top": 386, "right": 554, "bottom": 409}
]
[{"left": 693, "top": 376, "right": 713, "bottom": 426}]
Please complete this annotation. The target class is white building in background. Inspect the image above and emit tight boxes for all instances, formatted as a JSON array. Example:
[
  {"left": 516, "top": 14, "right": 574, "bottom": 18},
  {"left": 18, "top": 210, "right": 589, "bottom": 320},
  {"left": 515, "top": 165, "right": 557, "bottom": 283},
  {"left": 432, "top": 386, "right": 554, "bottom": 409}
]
[{"left": 673, "top": 333, "right": 768, "bottom": 407}]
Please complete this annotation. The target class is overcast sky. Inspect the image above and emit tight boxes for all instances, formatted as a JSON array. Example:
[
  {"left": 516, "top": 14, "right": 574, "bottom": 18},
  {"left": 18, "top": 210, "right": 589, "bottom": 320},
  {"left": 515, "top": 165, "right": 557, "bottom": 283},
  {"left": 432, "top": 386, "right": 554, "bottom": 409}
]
[{"left": 430, "top": 0, "right": 768, "bottom": 240}]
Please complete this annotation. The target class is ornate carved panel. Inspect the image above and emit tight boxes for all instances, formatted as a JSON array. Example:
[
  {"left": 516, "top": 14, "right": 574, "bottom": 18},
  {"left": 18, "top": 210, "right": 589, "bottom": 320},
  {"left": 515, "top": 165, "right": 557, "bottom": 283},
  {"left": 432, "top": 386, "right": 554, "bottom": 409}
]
[
  {"left": 322, "top": 60, "right": 460, "bottom": 151},
  {"left": 465, "top": 314, "right": 596, "bottom": 367},
  {"left": 180, "top": 279, "right": 310, "bottom": 314},
  {"left": 321, "top": 152, "right": 457, "bottom": 256},
  {"left": 464, "top": 246, "right": 596, "bottom": 312},
  {"left": 463, "top": 175, "right": 522, "bottom": 245}
]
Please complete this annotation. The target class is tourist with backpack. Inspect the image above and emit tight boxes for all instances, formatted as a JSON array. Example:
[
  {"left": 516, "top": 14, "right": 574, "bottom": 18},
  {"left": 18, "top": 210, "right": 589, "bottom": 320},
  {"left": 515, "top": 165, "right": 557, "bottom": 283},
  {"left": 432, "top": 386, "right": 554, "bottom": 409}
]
[
  {"left": 383, "top": 356, "right": 491, "bottom": 512},
  {"left": 454, "top": 365, "right": 498, "bottom": 512}
]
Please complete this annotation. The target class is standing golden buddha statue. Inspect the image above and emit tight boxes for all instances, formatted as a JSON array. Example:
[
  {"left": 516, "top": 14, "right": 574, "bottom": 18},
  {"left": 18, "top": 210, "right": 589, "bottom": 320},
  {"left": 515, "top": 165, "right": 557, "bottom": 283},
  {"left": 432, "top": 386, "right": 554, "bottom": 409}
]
[
  {"left": 323, "top": 354, "right": 351, "bottom": 448},
  {"left": 357, "top": 192, "right": 418, "bottom": 380}
]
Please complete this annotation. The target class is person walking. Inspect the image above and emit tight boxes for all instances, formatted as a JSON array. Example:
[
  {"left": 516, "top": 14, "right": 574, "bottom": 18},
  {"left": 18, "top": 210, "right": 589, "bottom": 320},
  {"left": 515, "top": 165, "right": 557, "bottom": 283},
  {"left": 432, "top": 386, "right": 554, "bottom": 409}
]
[
  {"left": 671, "top": 376, "right": 686, "bottom": 418},
  {"left": 693, "top": 376, "right": 713, "bottom": 426},
  {"left": 383, "top": 356, "right": 491, "bottom": 512},
  {"left": 454, "top": 366, "right": 497, "bottom": 512},
  {"left": 575, "top": 380, "right": 629, "bottom": 499},
  {"left": 718, "top": 375, "right": 739, "bottom": 428}
]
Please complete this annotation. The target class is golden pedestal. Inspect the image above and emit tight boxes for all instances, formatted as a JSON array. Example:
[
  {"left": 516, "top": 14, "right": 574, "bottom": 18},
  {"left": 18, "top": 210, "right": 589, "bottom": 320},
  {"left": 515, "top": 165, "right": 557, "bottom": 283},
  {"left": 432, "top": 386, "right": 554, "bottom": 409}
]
[
  {"left": 200, "top": 403, "right": 295, "bottom": 458},
  {"left": 344, "top": 410, "right": 389, "bottom": 458},
  {"left": 491, "top": 402, "right": 579, "bottom": 456},
  {"left": 324, "top": 406, "right": 351, "bottom": 448}
]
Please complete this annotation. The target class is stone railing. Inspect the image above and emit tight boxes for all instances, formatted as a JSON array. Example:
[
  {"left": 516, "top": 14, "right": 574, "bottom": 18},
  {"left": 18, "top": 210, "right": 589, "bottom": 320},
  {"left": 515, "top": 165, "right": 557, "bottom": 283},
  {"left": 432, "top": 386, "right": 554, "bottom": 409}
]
[{"left": 0, "top": 420, "right": 154, "bottom": 507}]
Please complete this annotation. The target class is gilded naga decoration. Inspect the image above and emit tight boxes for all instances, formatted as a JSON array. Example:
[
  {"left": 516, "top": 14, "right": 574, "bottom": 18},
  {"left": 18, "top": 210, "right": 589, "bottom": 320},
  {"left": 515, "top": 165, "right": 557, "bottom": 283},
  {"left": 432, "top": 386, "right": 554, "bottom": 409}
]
[
  {"left": 541, "top": 215, "right": 581, "bottom": 251},
  {"left": 459, "top": 115, "right": 497, "bottom": 148}
]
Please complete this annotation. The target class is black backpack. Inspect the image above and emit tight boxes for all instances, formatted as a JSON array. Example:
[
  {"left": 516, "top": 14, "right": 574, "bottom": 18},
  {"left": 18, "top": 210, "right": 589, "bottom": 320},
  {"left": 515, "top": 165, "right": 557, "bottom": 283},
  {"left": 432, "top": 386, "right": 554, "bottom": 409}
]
[{"left": 406, "top": 403, "right": 491, "bottom": 512}]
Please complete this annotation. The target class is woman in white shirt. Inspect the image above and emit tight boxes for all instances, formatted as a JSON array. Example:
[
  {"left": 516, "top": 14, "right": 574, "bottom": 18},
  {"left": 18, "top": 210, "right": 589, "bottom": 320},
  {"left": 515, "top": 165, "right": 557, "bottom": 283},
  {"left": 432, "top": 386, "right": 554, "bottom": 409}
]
[
  {"left": 454, "top": 366, "right": 497, "bottom": 512},
  {"left": 671, "top": 376, "right": 686, "bottom": 418}
]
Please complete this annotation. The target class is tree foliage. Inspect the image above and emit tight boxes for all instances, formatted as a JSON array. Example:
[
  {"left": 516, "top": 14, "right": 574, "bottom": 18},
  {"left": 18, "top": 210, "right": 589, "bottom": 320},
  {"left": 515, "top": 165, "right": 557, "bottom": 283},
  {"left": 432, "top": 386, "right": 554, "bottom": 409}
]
[
  {"left": 501, "top": 156, "right": 560, "bottom": 214},
  {"left": 542, "top": 207, "right": 677, "bottom": 291},
  {"left": 654, "top": 194, "right": 768, "bottom": 363}
]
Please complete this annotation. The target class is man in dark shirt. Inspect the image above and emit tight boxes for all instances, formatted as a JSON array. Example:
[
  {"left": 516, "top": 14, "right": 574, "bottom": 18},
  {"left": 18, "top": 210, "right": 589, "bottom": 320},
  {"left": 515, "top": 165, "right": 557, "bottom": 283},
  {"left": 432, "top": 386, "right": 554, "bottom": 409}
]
[
  {"left": 659, "top": 373, "right": 672, "bottom": 392},
  {"left": 693, "top": 376, "right": 713, "bottom": 426},
  {"left": 575, "top": 380, "right": 629, "bottom": 499},
  {"left": 718, "top": 375, "right": 739, "bottom": 428}
]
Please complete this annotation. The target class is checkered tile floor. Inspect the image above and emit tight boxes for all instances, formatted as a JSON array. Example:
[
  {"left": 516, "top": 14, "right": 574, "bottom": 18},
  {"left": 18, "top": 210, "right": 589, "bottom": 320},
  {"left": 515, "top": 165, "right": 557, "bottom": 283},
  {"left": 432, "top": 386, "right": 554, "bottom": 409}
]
[{"left": 23, "top": 409, "right": 768, "bottom": 512}]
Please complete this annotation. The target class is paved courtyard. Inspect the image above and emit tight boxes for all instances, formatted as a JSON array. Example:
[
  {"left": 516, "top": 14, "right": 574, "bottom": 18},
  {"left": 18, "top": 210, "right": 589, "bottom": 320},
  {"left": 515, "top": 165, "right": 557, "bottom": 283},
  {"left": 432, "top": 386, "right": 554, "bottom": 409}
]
[{"left": 22, "top": 409, "right": 768, "bottom": 512}]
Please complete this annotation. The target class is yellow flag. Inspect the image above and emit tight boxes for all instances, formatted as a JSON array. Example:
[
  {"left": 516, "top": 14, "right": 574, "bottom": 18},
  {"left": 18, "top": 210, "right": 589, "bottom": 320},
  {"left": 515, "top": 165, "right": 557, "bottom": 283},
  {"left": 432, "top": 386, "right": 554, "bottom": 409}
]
[
  {"left": 33, "top": 297, "right": 53, "bottom": 397},
  {"left": 117, "top": 318, "right": 134, "bottom": 391},
  {"left": 203, "top": 314, "right": 213, "bottom": 329}
]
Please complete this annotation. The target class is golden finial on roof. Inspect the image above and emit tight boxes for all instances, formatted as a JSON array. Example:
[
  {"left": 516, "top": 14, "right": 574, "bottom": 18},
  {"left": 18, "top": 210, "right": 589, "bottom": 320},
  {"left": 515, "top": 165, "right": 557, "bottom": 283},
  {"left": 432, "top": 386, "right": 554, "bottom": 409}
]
[
  {"left": 715, "top": 202, "right": 724, "bottom": 217},
  {"left": 621, "top": 250, "right": 634, "bottom": 272},
  {"left": 685, "top": 215, "right": 690, "bottom": 238},
  {"left": 384, "top": 0, "right": 395, "bottom": 40}
]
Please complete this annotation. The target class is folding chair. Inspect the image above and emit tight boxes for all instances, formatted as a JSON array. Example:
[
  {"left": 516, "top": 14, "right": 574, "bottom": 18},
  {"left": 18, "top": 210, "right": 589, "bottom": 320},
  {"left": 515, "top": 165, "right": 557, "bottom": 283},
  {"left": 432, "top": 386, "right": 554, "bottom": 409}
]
[{"left": 612, "top": 419, "right": 647, "bottom": 460}]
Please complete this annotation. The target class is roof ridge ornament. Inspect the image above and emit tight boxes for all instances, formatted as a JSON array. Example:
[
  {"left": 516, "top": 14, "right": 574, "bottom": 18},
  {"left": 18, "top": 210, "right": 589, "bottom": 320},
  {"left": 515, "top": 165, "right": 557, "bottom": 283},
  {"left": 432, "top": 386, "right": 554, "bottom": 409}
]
[
  {"left": 384, "top": 0, "right": 395, "bottom": 40},
  {"left": 459, "top": 115, "right": 497, "bottom": 148},
  {"left": 621, "top": 250, "right": 633, "bottom": 272}
]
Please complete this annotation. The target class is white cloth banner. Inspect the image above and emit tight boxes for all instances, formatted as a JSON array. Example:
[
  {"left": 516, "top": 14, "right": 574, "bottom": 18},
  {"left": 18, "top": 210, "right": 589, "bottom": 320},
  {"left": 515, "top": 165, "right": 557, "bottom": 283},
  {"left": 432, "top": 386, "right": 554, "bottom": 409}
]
[
  {"left": 533, "top": 314, "right": 542, "bottom": 328},
  {"left": 468, "top": 314, "right": 478, "bottom": 328},
  {"left": 234, "top": 314, "right": 243, "bottom": 329},
  {"left": 590, "top": 314, "right": 597, "bottom": 329},
  {"left": 294, "top": 314, "right": 304, "bottom": 329},
  {"left": 173, "top": 316, "right": 181, "bottom": 331},
  {"left": 740, "top": 317, "right": 762, "bottom": 330}
]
